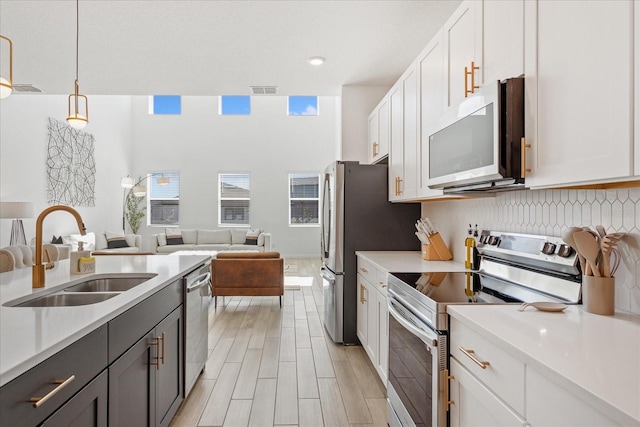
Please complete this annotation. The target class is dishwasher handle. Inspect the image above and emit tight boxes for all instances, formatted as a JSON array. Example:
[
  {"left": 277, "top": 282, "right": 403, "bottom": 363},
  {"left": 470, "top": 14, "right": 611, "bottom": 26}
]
[{"left": 186, "top": 272, "right": 211, "bottom": 293}]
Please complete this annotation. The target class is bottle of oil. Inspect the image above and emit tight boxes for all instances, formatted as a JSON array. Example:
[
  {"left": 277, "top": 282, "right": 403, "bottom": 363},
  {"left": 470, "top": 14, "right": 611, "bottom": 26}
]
[{"left": 465, "top": 224, "right": 476, "bottom": 269}]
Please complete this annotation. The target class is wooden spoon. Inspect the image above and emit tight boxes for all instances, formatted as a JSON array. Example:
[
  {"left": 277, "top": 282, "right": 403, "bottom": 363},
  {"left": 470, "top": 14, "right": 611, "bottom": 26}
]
[
  {"left": 573, "top": 230, "right": 601, "bottom": 277},
  {"left": 600, "top": 233, "right": 624, "bottom": 278},
  {"left": 562, "top": 227, "right": 586, "bottom": 274}
]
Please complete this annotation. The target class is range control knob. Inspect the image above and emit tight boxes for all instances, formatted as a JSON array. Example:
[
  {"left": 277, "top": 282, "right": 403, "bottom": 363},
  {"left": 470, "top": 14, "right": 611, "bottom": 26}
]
[
  {"left": 488, "top": 236, "right": 500, "bottom": 245},
  {"left": 479, "top": 235, "right": 488, "bottom": 244},
  {"left": 541, "top": 242, "right": 557, "bottom": 255},
  {"left": 557, "top": 244, "right": 574, "bottom": 257}
]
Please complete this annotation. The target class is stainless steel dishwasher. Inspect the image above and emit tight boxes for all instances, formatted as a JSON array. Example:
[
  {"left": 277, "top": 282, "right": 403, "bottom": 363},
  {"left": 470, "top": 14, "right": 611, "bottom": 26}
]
[{"left": 183, "top": 262, "right": 211, "bottom": 397}]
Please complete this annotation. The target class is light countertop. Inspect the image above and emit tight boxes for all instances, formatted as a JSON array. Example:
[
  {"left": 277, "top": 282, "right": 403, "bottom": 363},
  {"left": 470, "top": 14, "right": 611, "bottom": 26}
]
[
  {"left": 0, "top": 255, "right": 210, "bottom": 387},
  {"left": 448, "top": 304, "right": 640, "bottom": 425},
  {"left": 355, "top": 251, "right": 468, "bottom": 273}
]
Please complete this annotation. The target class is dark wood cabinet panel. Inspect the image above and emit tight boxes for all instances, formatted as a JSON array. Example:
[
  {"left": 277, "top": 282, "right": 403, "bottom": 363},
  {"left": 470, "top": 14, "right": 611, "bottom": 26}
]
[
  {"left": 156, "top": 307, "right": 184, "bottom": 427},
  {"left": 0, "top": 325, "right": 108, "bottom": 427},
  {"left": 41, "top": 370, "right": 108, "bottom": 427},
  {"left": 109, "top": 280, "right": 182, "bottom": 363},
  {"left": 108, "top": 330, "right": 156, "bottom": 427}
]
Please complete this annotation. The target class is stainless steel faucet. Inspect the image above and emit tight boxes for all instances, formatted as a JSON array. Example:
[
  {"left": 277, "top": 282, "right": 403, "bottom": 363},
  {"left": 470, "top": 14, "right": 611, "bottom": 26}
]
[{"left": 33, "top": 205, "right": 86, "bottom": 288}]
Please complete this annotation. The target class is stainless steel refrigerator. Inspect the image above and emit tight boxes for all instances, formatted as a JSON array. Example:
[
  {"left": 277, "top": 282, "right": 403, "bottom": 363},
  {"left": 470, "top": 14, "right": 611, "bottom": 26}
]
[{"left": 320, "top": 161, "right": 420, "bottom": 344}]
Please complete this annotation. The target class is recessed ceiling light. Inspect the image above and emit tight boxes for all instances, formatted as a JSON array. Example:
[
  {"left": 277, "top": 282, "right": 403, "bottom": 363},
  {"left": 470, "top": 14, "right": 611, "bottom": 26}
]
[{"left": 308, "top": 56, "right": 326, "bottom": 66}]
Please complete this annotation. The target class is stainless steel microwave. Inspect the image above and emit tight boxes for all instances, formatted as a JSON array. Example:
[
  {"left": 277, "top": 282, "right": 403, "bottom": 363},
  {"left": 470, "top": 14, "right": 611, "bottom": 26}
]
[{"left": 427, "top": 77, "right": 525, "bottom": 193}]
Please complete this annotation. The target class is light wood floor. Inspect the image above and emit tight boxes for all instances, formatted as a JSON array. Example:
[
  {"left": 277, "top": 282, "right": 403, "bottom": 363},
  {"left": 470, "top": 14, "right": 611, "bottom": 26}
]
[{"left": 170, "top": 258, "right": 388, "bottom": 427}]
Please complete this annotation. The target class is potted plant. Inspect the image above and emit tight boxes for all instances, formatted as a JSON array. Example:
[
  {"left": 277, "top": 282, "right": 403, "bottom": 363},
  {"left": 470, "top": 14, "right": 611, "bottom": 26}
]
[{"left": 125, "top": 189, "right": 145, "bottom": 234}]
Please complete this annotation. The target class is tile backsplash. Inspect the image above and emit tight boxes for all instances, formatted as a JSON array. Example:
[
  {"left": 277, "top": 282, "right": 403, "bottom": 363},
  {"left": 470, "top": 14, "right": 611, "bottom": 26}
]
[{"left": 422, "top": 188, "right": 640, "bottom": 314}]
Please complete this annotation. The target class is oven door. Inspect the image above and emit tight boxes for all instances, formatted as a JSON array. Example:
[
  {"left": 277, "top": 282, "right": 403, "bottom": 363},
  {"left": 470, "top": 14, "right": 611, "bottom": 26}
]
[{"left": 387, "top": 295, "right": 447, "bottom": 427}]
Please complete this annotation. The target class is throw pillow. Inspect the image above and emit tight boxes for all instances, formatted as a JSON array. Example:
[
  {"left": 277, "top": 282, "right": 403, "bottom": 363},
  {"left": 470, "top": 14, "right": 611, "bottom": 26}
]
[
  {"left": 105, "top": 231, "right": 129, "bottom": 249},
  {"left": 166, "top": 228, "right": 184, "bottom": 245},
  {"left": 157, "top": 233, "right": 167, "bottom": 246},
  {"left": 245, "top": 229, "right": 260, "bottom": 245},
  {"left": 51, "top": 235, "right": 63, "bottom": 244}
]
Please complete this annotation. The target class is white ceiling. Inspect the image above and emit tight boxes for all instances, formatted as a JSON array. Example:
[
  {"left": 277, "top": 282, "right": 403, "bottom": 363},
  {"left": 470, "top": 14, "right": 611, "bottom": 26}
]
[{"left": 0, "top": 0, "right": 461, "bottom": 96}]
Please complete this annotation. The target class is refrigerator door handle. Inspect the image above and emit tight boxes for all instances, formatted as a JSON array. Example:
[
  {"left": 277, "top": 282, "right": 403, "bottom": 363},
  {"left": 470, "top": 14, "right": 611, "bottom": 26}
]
[{"left": 321, "top": 173, "right": 331, "bottom": 259}]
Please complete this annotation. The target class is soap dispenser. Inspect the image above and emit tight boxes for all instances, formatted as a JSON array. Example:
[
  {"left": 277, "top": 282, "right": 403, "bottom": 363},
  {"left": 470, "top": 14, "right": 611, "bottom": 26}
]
[{"left": 70, "top": 241, "right": 95, "bottom": 274}]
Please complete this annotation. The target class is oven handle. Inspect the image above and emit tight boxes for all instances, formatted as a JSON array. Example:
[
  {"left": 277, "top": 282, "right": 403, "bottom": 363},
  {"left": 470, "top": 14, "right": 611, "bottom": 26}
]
[{"left": 387, "top": 298, "right": 438, "bottom": 348}]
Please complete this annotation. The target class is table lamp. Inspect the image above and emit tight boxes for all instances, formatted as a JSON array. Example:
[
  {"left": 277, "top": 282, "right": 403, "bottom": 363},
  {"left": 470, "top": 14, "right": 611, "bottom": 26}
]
[{"left": 0, "top": 202, "right": 34, "bottom": 245}]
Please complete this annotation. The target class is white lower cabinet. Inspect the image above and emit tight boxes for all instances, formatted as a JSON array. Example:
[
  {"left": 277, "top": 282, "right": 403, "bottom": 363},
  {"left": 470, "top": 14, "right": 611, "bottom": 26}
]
[
  {"left": 450, "top": 313, "right": 635, "bottom": 427},
  {"left": 526, "top": 369, "right": 626, "bottom": 427},
  {"left": 449, "top": 358, "right": 526, "bottom": 427},
  {"left": 356, "top": 257, "right": 389, "bottom": 386}
]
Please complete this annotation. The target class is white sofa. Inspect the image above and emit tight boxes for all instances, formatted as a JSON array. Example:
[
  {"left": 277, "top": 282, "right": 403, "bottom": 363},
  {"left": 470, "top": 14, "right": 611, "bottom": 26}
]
[
  {"left": 151, "top": 228, "right": 271, "bottom": 254},
  {"left": 49, "top": 232, "right": 142, "bottom": 254}
]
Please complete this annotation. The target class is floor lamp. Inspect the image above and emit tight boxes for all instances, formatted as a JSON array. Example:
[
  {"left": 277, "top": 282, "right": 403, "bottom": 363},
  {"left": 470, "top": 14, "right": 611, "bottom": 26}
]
[{"left": 0, "top": 202, "right": 34, "bottom": 245}]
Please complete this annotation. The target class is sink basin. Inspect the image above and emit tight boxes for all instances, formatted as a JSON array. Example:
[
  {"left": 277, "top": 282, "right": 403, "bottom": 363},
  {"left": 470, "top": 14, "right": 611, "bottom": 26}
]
[
  {"left": 16, "top": 292, "right": 119, "bottom": 307},
  {"left": 64, "top": 275, "right": 157, "bottom": 292}
]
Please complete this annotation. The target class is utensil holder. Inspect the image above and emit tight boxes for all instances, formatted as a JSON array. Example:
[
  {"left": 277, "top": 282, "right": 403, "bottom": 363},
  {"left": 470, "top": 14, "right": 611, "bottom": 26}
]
[{"left": 582, "top": 275, "right": 615, "bottom": 315}]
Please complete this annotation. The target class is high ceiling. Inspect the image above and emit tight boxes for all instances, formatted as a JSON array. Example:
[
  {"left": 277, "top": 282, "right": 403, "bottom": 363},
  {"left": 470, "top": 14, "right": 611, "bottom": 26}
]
[{"left": 0, "top": 0, "right": 461, "bottom": 96}]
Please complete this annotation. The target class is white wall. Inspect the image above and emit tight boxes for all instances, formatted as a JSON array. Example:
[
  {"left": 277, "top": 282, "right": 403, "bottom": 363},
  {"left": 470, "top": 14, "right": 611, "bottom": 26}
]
[
  {"left": 0, "top": 95, "right": 133, "bottom": 247},
  {"left": 422, "top": 188, "right": 640, "bottom": 314},
  {"left": 131, "top": 95, "right": 340, "bottom": 257},
  {"left": 341, "top": 85, "right": 389, "bottom": 162}
]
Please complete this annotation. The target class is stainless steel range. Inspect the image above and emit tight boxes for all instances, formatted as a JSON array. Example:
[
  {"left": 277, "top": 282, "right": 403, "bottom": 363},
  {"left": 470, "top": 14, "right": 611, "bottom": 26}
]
[{"left": 386, "top": 230, "right": 582, "bottom": 427}]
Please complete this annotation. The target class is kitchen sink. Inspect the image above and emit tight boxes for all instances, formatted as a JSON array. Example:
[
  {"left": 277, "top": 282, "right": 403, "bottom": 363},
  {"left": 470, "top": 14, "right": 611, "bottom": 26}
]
[
  {"left": 15, "top": 292, "right": 119, "bottom": 307},
  {"left": 63, "top": 275, "right": 157, "bottom": 292},
  {"left": 4, "top": 274, "right": 158, "bottom": 307}
]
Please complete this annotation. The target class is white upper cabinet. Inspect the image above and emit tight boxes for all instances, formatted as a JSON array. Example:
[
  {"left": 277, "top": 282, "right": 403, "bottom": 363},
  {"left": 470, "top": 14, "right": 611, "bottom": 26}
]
[
  {"left": 389, "top": 63, "right": 419, "bottom": 201},
  {"left": 367, "top": 97, "right": 390, "bottom": 164},
  {"left": 524, "top": 0, "right": 635, "bottom": 188},
  {"left": 417, "top": 29, "right": 447, "bottom": 199},
  {"left": 481, "top": 0, "right": 525, "bottom": 86},
  {"left": 443, "top": 1, "right": 483, "bottom": 109}
]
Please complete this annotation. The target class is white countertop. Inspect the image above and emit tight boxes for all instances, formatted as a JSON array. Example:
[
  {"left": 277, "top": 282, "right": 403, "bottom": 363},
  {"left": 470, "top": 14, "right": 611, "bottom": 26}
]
[
  {"left": 355, "top": 251, "right": 467, "bottom": 273},
  {"left": 448, "top": 304, "right": 640, "bottom": 425},
  {"left": 0, "top": 255, "right": 210, "bottom": 387}
]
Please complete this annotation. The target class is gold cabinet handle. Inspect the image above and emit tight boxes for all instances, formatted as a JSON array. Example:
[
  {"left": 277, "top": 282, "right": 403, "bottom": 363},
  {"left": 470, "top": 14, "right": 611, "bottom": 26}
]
[
  {"left": 360, "top": 267, "right": 368, "bottom": 273},
  {"left": 160, "top": 331, "right": 166, "bottom": 365},
  {"left": 443, "top": 369, "right": 455, "bottom": 411},
  {"left": 30, "top": 375, "right": 75, "bottom": 408},
  {"left": 360, "top": 283, "right": 367, "bottom": 303},
  {"left": 459, "top": 347, "right": 490, "bottom": 369},
  {"left": 151, "top": 333, "right": 165, "bottom": 370},
  {"left": 521, "top": 137, "right": 531, "bottom": 178},
  {"left": 398, "top": 177, "right": 403, "bottom": 195},
  {"left": 464, "top": 61, "right": 480, "bottom": 97},
  {"left": 373, "top": 141, "right": 379, "bottom": 157}
]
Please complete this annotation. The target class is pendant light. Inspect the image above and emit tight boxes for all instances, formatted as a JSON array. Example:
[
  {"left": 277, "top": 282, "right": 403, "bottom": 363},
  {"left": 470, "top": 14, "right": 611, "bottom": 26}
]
[
  {"left": 67, "top": 0, "right": 88, "bottom": 129},
  {"left": 0, "top": 35, "right": 13, "bottom": 99}
]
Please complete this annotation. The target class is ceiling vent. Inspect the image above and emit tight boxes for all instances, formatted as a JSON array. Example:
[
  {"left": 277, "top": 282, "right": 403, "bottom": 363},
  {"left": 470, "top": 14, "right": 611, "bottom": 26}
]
[
  {"left": 250, "top": 86, "right": 278, "bottom": 95},
  {"left": 12, "top": 84, "right": 43, "bottom": 94}
]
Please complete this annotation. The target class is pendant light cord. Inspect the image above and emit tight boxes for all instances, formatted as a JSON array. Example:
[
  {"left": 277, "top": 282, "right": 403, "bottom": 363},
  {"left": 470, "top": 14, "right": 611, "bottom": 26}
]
[{"left": 75, "top": 0, "right": 79, "bottom": 82}]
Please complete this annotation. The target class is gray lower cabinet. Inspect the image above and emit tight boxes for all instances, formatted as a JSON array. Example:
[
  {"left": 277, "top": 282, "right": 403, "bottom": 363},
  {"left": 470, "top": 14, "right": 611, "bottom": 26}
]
[
  {"left": 0, "top": 277, "right": 186, "bottom": 427},
  {"left": 41, "top": 370, "right": 108, "bottom": 427},
  {"left": 0, "top": 325, "right": 108, "bottom": 427},
  {"left": 108, "top": 306, "right": 183, "bottom": 427}
]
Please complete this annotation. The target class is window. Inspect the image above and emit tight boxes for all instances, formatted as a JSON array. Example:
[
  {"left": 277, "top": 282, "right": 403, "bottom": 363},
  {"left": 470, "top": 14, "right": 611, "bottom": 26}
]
[
  {"left": 149, "top": 95, "right": 181, "bottom": 115},
  {"left": 289, "top": 173, "right": 320, "bottom": 225},
  {"left": 219, "top": 173, "right": 250, "bottom": 225},
  {"left": 288, "top": 96, "right": 318, "bottom": 116},
  {"left": 148, "top": 173, "right": 180, "bottom": 226},
  {"left": 220, "top": 96, "right": 251, "bottom": 115}
]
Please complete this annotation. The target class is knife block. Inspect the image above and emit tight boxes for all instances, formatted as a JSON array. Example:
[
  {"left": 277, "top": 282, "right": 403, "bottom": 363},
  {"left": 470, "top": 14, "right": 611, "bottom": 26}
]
[{"left": 421, "top": 232, "right": 453, "bottom": 261}]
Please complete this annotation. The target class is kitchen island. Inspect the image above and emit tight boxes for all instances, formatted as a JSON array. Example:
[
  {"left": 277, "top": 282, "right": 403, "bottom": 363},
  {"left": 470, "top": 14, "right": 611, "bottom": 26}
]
[{"left": 0, "top": 255, "right": 209, "bottom": 386}]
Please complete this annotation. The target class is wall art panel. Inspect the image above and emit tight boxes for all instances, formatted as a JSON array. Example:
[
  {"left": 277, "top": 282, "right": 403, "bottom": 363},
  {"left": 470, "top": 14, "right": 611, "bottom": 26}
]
[{"left": 46, "top": 117, "right": 96, "bottom": 206}]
